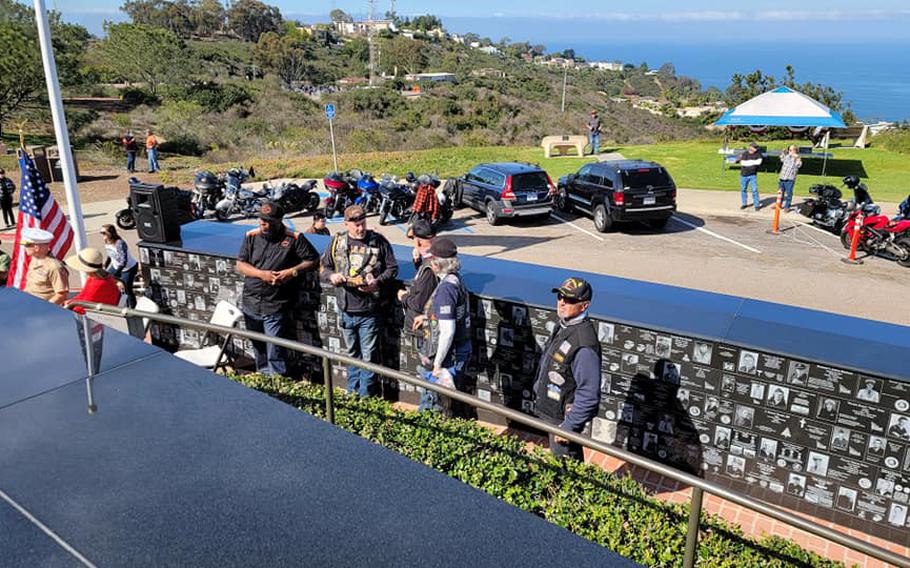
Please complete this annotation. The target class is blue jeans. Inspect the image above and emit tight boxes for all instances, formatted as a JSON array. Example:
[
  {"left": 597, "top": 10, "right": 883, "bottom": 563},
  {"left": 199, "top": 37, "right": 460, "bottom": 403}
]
[
  {"left": 418, "top": 341, "right": 472, "bottom": 414},
  {"left": 107, "top": 264, "right": 137, "bottom": 308},
  {"left": 126, "top": 151, "right": 136, "bottom": 173},
  {"left": 340, "top": 312, "right": 379, "bottom": 396},
  {"left": 243, "top": 310, "right": 288, "bottom": 376},
  {"left": 779, "top": 179, "right": 796, "bottom": 209},
  {"left": 740, "top": 174, "right": 759, "bottom": 209},
  {"left": 147, "top": 148, "right": 160, "bottom": 172},
  {"left": 588, "top": 132, "right": 600, "bottom": 155}
]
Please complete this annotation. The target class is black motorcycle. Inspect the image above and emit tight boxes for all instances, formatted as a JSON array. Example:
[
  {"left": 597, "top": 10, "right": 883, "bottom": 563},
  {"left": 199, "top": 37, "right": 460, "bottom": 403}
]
[
  {"left": 798, "top": 175, "right": 875, "bottom": 234},
  {"left": 115, "top": 197, "right": 135, "bottom": 230},
  {"left": 192, "top": 170, "right": 226, "bottom": 216},
  {"left": 266, "top": 179, "right": 321, "bottom": 215},
  {"left": 214, "top": 167, "right": 264, "bottom": 221},
  {"left": 323, "top": 170, "right": 362, "bottom": 219},
  {"left": 409, "top": 174, "right": 454, "bottom": 230},
  {"left": 377, "top": 173, "right": 417, "bottom": 226}
]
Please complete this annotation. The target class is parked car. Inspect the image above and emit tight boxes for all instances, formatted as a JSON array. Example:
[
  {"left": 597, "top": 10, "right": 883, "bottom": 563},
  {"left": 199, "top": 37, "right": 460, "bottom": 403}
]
[
  {"left": 453, "top": 162, "right": 556, "bottom": 225},
  {"left": 556, "top": 160, "right": 677, "bottom": 232}
]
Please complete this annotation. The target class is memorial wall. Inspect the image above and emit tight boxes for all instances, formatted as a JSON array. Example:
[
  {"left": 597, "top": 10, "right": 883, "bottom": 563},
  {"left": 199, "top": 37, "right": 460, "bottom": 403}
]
[{"left": 138, "top": 222, "right": 910, "bottom": 546}]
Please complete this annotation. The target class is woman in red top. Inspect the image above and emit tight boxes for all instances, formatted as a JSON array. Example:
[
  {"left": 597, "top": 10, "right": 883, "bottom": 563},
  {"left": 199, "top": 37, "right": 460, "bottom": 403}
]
[{"left": 64, "top": 248, "right": 123, "bottom": 314}]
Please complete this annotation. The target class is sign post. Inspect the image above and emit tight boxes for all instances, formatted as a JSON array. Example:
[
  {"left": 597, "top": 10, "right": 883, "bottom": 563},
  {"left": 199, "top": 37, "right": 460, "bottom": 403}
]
[{"left": 325, "top": 103, "right": 338, "bottom": 172}]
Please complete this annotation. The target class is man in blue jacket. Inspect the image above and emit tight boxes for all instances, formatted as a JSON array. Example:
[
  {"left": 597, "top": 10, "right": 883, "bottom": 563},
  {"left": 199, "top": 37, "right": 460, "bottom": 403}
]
[{"left": 533, "top": 277, "right": 602, "bottom": 461}]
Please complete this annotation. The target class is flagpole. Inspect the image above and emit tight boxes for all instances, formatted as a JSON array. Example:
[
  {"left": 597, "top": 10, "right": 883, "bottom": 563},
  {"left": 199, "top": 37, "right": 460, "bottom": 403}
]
[{"left": 32, "top": 0, "right": 87, "bottom": 280}]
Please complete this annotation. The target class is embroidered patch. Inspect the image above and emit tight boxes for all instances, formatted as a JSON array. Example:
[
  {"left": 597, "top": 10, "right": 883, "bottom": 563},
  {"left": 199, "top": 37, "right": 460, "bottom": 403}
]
[
  {"left": 552, "top": 353, "right": 565, "bottom": 363},
  {"left": 439, "top": 305, "right": 452, "bottom": 315},
  {"left": 548, "top": 371, "right": 565, "bottom": 386},
  {"left": 558, "top": 340, "right": 572, "bottom": 354},
  {"left": 280, "top": 238, "right": 291, "bottom": 248},
  {"left": 546, "top": 384, "right": 562, "bottom": 401}
]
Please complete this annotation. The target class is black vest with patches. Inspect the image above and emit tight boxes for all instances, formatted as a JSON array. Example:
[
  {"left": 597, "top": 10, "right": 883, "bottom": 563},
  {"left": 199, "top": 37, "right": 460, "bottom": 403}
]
[{"left": 534, "top": 317, "right": 600, "bottom": 423}]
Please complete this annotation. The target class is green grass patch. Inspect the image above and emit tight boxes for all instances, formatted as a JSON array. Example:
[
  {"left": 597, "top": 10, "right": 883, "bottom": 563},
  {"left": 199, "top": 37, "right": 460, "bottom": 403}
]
[
  {"left": 231, "top": 372, "right": 849, "bottom": 568},
  {"left": 189, "top": 139, "right": 909, "bottom": 204}
]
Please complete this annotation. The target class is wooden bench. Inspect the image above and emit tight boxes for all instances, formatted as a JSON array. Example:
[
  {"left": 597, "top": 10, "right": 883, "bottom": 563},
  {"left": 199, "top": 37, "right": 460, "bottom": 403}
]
[
  {"left": 541, "top": 135, "right": 587, "bottom": 158},
  {"left": 823, "top": 125, "right": 869, "bottom": 149}
]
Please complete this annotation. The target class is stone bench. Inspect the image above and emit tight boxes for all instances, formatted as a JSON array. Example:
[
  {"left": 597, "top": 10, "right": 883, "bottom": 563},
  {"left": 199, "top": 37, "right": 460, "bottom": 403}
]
[{"left": 541, "top": 135, "right": 587, "bottom": 158}]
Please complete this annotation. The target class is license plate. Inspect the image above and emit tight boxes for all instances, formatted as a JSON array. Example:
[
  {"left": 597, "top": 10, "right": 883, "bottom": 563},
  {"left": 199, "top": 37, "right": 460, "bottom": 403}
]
[
  {"left": 643, "top": 196, "right": 656, "bottom": 205},
  {"left": 526, "top": 194, "right": 538, "bottom": 202}
]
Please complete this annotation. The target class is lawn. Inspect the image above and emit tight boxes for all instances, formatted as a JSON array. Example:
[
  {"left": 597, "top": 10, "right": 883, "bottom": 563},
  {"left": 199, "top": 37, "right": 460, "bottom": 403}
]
[{"left": 196, "top": 139, "right": 909, "bottom": 203}]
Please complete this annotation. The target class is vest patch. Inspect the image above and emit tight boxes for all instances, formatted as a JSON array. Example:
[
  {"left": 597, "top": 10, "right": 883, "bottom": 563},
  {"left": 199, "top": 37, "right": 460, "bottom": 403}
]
[
  {"left": 552, "top": 352, "right": 565, "bottom": 363},
  {"left": 546, "top": 384, "right": 562, "bottom": 401},
  {"left": 558, "top": 340, "right": 572, "bottom": 354},
  {"left": 548, "top": 371, "right": 565, "bottom": 386}
]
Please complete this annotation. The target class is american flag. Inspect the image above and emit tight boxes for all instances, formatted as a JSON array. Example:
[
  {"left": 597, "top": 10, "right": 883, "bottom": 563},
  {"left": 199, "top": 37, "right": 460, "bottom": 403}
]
[{"left": 5, "top": 152, "right": 74, "bottom": 289}]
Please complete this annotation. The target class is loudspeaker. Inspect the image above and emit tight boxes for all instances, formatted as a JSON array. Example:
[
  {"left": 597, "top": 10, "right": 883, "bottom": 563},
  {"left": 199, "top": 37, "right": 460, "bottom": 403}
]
[{"left": 130, "top": 182, "right": 182, "bottom": 244}]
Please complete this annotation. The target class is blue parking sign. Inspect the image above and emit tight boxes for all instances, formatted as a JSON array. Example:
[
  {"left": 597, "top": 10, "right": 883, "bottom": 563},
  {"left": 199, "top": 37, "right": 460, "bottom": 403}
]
[{"left": 324, "top": 103, "right": 335, "bottom": 119}]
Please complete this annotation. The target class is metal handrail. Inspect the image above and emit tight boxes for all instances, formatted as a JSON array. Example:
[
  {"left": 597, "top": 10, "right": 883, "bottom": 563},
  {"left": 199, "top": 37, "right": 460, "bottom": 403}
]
[{"left": 71, "top": 302, "right": 910, "bottom": 568}]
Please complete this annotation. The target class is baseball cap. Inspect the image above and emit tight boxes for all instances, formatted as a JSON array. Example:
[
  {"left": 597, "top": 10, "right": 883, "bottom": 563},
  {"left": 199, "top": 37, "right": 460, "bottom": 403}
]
[
  {"left": 552, "top": 276, "right": 592, "bottom": 302},
  {"left": 428, "top": 238, "right": 457, "bottom": 259},
  {"left": 313, "top": 211, "right": 326, "bottom": 221},
  {"left": 20, "top": 227, "right": 54, "bottom": 245},
  {"left": 258, "top": 200, "right": 284, "bottom": 221},
  {"left": 344, "top": 204, "right": 366, "bottom": 222},
  {"left": 410, "top": 219, "right": 435, "bottom": 239},
  {"left": 749, "top": 142, "right": 759, "bottom": 149}
]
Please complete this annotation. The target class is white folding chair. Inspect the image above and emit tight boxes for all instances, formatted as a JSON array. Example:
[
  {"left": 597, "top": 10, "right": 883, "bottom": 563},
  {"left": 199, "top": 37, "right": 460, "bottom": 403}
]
[{"left": 174, "top": 301, "right": 243, "bottom": 371}]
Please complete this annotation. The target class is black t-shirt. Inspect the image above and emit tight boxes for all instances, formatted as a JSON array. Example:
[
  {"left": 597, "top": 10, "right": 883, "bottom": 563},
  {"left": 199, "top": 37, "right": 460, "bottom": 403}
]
[
  {"left": 0, "top": 178, "right": 14, "bottom": 201},
  {"left": 320, "top": 231, "right": 398, "bottom": 314},
  {"left": 238, "top": 227, "right": 318, "bottom": 315}
]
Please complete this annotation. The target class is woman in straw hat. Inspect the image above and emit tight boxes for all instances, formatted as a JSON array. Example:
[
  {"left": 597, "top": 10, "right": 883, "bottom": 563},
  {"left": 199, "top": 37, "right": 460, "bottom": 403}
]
[{"left": 64, "top": 248, "right": 123, "bottom": 315}]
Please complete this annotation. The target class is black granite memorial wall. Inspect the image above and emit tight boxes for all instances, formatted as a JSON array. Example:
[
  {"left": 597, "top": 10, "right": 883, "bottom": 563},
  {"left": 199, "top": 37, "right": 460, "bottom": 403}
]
[{"left": 138, "top": 232, "right": 910, "bottom": 547}]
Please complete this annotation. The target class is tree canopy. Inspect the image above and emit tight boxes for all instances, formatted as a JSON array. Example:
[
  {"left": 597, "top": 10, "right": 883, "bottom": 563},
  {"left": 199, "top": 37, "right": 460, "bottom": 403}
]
[
  {"left": 94, "top": 23, "right": 190, "bottom": 93},
  {"left": 227, "top": 0, "right": 283, "bottom": 42}
]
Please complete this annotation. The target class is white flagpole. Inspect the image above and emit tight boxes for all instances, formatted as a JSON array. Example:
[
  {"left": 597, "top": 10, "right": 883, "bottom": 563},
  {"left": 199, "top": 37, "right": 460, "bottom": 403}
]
[{"left": 32, "top": 0, "right": 87, "bottom": 280}]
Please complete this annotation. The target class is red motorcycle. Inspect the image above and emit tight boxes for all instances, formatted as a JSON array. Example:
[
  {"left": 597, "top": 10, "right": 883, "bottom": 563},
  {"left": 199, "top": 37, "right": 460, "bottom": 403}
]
[{"left": 841, "top": 205, "right": 910, "bottom": 267}]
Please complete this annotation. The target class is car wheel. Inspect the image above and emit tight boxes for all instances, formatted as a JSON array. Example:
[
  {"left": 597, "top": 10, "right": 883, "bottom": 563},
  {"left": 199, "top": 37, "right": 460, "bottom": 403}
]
[
  {"left": 485, "top": 201, "right": 501, "bottom": 226},
  {"left": 555, "top": 188, "right": 571, "bottom": 212},
  {"left": 647, "top": 217, "right": 669, "bottom": 230},
  {"left": 593, "top": 204, "right": 612, "bottom": 233}
]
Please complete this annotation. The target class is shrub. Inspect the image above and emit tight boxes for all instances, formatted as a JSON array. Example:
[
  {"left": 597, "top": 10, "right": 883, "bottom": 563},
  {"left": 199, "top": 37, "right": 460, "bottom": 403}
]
[
  {"left": 160, "top": 81, "right": 253, "bottom": 113},
  {"left": 119, "top": 87, "right": 159, "bottom": 106},
  {"left": 873, "top": 128, "right": 910, "bottom": 154},
  {"left": 230, "top": 372, "right": 847, "bottom": 568}
]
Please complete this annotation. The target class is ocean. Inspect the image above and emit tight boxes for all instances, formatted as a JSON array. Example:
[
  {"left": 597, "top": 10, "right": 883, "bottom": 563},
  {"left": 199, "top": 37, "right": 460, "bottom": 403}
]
[{"left": 550, "top": 42, "right": 910, "bottom": 122}]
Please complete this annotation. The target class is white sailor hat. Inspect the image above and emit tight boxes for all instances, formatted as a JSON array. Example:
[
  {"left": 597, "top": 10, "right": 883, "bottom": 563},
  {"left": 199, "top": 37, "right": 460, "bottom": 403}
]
[{"left": 20, "top": 227, "right": 54, "bottom": 245}]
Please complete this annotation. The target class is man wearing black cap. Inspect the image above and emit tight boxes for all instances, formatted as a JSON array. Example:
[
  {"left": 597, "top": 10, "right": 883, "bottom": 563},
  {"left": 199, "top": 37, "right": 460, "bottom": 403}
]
[
  {"left": 397, "top": 219, "right": 438, "bottom": 331},
  {"left": 533, "top": 276, "right": 602, "bottom": 460},
  {"left": 412, "top": 238, "right": 472, "bottom": 415},
  {"left": 321, "top": 204, "right": 398, "bottom": 396},
  {"left": 305, "top": 212, "right": 330, "bottom": 235},
  {"left": 236, "top": 200, "right": 319, "bottom": 375}
]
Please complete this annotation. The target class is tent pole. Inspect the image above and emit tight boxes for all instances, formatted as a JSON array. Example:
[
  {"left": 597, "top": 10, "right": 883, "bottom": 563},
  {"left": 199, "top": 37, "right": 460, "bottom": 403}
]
[{"left": 822, "top": 131, "right": 830, "bottom": 178}]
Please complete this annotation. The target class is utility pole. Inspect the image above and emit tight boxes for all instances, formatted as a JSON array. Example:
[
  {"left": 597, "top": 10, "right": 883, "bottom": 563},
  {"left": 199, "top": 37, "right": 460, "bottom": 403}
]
[
  {"left": 561, "top": 62, "right": 568, "bottom": 113},
  {"left": 367, "top": 0, "right": 379, "bottom": 86}
]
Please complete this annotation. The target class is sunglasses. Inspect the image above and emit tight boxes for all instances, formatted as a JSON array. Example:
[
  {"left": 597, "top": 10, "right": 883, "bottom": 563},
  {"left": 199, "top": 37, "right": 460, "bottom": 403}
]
[{"left": 557, "top": 293, "right": 581, "bottom": 304}]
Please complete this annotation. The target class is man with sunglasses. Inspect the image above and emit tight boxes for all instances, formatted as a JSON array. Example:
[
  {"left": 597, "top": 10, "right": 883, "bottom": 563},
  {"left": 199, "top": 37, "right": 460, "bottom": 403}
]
[
  {"left": 321, "top": 204, "right": 398, "bottom": 396},
  {"left": 533, "top": 277, "right": 602, "bottom": 460}
]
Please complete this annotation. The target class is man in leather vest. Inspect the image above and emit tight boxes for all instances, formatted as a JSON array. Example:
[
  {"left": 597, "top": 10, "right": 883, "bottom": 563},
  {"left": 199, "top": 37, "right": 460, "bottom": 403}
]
[
  {"left": 321, "top": 204, "right": 398, "bottom": 396},
  {"left": 397, "top": 219, "right": 438, "bottom": 332},
  {"left": 533, "top": 277, "right": 602, "bottom": 461}
]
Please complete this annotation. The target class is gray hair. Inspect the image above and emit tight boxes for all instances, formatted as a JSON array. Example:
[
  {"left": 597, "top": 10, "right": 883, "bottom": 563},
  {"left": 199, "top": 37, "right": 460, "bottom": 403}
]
[{"left": 429, "top": 256, "right": 460, "bottom": 276}]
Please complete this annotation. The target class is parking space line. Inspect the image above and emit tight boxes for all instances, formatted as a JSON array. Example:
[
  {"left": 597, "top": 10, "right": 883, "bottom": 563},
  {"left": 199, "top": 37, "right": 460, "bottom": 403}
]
[
  {"left": 671, "top": 215, "right": 762, "bottom": 254},
  {"left": 550, "top": 213, "right": 605, "bottom": 242}
]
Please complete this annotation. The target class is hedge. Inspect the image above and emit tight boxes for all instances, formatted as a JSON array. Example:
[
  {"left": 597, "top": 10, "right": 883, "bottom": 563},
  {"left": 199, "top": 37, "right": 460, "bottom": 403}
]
[{"left": 230, "top": 372, "right": 850, "bottom": 568}]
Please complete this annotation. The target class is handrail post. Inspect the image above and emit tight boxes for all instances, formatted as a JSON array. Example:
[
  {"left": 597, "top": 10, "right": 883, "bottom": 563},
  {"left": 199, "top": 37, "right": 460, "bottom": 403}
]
[
  {"left": 80, "top": 315, "right": 98, "bottom": 414},
  {"left": 683, "top": 486, "right": 703, "bottom": 568},
  {"left": 323, "top": 356, "right": 335, "bottom": 425}
]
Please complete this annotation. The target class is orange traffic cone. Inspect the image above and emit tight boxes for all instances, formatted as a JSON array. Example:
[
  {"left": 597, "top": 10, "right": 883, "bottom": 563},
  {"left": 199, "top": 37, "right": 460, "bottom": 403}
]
[
  {"left": 767, "top": 187, "right": 783, "bottom": 235},
  {"left": 841, "top": 211, "right": 865, "bottom": 265}
]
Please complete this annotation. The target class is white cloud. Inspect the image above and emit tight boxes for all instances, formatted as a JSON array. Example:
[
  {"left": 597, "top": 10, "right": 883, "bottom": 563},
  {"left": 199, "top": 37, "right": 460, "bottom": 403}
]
[{"left": 532, "top": 9, "right": 910, "bottom": 23}]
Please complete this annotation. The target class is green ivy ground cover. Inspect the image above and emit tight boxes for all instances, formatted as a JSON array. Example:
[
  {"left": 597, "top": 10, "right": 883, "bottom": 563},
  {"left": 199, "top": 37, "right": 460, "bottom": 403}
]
[{"left": 231, "top": 372, "right": 850, "bottom": 568}]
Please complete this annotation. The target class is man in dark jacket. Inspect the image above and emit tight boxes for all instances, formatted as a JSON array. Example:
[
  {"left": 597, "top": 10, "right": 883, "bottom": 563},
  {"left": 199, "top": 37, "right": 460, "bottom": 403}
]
[
  {"left": 321, "top": 204, "right": 399, "bottom": 396},
  {"left": 735, "top": 142, "right": 763, "bottom": 211},
  {"left": 533, "top": 277, "right": 602, "bottom": 460},
  {"left": 305, "top": 212, "right": 330, "bottom": 235},
  {"left": 397, "top": 219, "right": 438, "bottom": 331},
  {"left": 0, "top": 168, "right": 15, "bottom": 228},
  {"left": 236, "top": 201, "right": 319, "bottom": 375},
  {"left": 122, "top": 132, "right": 138, "bottom": 173}
]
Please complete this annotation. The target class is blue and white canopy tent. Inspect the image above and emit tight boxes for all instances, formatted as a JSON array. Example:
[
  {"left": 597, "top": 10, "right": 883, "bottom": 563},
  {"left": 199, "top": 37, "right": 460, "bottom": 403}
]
[{"left": 715, "top": 87, "right": 848, "bottom": 175}]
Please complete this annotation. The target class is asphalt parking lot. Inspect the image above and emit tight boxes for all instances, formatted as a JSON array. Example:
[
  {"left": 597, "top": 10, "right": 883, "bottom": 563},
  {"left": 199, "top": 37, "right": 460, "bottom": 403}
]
[{"left": 8, "top": 186, "right": 906, "bottom": 327}]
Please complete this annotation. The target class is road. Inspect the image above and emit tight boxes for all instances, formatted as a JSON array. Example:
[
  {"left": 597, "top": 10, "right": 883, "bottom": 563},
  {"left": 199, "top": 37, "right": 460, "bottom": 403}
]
[{"left": 3, "top": 183, "right": 906, "bottom": 326}]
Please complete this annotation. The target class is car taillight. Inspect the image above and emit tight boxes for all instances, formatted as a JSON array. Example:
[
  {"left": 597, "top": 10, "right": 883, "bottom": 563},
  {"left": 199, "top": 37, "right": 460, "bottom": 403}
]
[
  {"left": 545, "top": 173, "right": 556, "bottom": 196},
  {"left": 614, "top": 192, "right": 625, "bottom": 206},
  {"left": 502, "top": 176, "right": 516, "bottom": 200},
  {"left": 671, "top": 188, "right": 677, "bottom": 199}
]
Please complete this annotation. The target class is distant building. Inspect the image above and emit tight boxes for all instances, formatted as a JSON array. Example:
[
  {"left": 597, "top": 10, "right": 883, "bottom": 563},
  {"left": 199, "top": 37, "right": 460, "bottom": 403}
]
[
  {"left": 337, "top": 76, "right": 369, "bottom": 86},
  {"left": 404, "top": 72, "right": 456, "bottom": 83},
  {"left": 478, "top": 46, "right": 501, "bottom": 56},
  {"left": 588, "top": 61, "right": 624, "bottom": 72},
  {"left": 334, "top": 19, "right": 395, "bottom": 37}
]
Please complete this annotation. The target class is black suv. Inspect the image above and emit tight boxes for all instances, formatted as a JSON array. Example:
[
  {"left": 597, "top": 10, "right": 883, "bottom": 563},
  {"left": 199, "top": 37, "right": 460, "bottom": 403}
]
[
  {"left": 556, "top": 160, "right": 677, "bottom": 232},
  {"left": 454, "top": 162, "right": 555, "bottom": 225}
]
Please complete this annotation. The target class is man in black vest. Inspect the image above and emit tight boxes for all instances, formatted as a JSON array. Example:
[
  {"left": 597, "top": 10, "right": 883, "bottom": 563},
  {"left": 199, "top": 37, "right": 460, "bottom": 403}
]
[
  {"left": 397, "top": 219, "right": 438, "bottom": 331},
  {"left": 533, "top": 277, "right": 602, "bottom": 461},
  {"left": 321, "top": 204, "right": 399, "bottom": 396}
]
